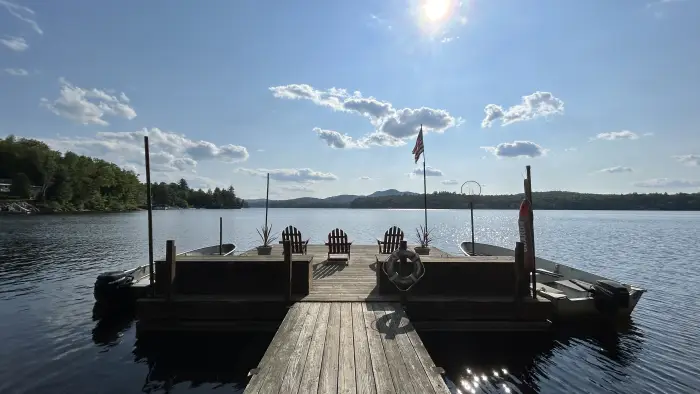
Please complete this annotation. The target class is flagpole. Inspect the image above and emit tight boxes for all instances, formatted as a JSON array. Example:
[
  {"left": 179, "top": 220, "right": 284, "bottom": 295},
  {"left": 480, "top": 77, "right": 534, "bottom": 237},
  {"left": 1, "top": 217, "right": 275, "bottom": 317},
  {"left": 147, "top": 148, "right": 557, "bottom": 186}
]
[{"left": 421, "top": 125, "right": 428, "bottom": 232}]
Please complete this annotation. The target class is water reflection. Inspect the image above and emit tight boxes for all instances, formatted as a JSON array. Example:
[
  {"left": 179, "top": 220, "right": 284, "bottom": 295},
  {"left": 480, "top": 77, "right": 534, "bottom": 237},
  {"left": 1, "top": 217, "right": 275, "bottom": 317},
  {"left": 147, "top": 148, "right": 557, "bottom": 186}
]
[
  {"left": 91, "top": 302, "right": 135, "bottom": 348},
  {"left": 421, "top": 320, "right": 645, "bottom": 394},
  {"left": 90, "top": 302, "right": 273, "bottom": 393},
  {"left": 132, "top": 332, "right": 273, "bottom": 393}
]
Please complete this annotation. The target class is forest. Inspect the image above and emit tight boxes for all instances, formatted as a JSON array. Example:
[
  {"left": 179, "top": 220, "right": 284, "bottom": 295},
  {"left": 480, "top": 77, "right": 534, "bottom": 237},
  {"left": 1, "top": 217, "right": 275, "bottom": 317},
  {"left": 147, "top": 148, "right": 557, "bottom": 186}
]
[
  {"left": 0, "top": 135, "right": 246, "bottom": 212},
  {"left": 350, "top": 190, "right": 700, "bottom": 211}
]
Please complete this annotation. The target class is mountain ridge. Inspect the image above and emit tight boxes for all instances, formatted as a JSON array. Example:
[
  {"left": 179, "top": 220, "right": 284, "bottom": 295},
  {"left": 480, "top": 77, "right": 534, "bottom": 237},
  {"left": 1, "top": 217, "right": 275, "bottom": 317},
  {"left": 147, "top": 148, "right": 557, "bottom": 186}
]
[{"left": 245, "top": 189, "right": 417, "bottom": 208}]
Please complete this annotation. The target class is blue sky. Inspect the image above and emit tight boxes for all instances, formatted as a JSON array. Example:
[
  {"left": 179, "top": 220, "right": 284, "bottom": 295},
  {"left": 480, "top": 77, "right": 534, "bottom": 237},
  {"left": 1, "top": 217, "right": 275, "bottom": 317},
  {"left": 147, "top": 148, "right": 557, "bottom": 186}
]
[{"left": 1, "top": 0, "right": 699, "bottom": 199}]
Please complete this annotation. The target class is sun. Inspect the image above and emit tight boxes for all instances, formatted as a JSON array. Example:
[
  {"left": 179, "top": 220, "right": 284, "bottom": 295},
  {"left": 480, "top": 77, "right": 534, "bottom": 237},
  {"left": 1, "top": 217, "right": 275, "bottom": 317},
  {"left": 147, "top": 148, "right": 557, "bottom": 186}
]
[{"left": 422, "top": 0, "right": 452, "bottom": 23}]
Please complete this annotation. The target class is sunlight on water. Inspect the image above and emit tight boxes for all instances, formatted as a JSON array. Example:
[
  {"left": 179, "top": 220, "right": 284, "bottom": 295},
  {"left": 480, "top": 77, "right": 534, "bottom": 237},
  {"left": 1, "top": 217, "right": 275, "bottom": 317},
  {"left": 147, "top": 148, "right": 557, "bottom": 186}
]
[{"left": 1, "top": 209, "right": 699, "bottom": 393}]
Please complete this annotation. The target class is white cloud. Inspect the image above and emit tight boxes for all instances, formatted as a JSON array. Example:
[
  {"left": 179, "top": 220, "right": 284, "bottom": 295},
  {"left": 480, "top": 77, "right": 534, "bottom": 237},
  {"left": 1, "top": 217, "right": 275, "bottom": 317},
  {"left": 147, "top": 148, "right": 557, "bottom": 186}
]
[
  {"left": 481, "top": 141, "right": 547, "bottom": 158},
  {"left": 271, "top": 84, "right": 458, "bottom": 147},
  {"left": 481, "top": 92, "right": 564, "bottom": 128},
  {"left": 40, "top": 128, "right": 248, "bottom": 175},
  {"left": 0, "top": 0, "right": 42, "bottom": 35},
  {"left": 359, "top": 176, "right": 371, "bottom": 180},
  {"left": 673, "top": 154, "right": 700, "bottom": 167},
  {"left": 441, "top": 179, "right": 459, "bottom": 185},
  {"left": 237, "top": 168, "right": 338, "bottom": 183},
  {"left": 597, "top": 166, "right": 633, "bottom": 174},
  {"left": 40, "top": 78, "right": 137, "bottom": 126},
  {"left": 41, "top": 78, "right": 136, "bottom": 126},
  {"left": 409, "top": 166, "right": 443, "bottom": 177},
  {"left": 4, "top": 68, "right": 28, "bottom": 76},
  {"left": 564, "top": 147, "right": 577, "bottom": 152},
  {"left": 634, "top": 178, "right": 700, "bottom": 188},
  {"left": 313, "top": 127, "right": 405, "bottom": 149},
  {"left": 1, "top": 36, "right": 27, "bottom": 51},
  {"left": 591, "top": 130, "right": 639, "bottom": 141}
]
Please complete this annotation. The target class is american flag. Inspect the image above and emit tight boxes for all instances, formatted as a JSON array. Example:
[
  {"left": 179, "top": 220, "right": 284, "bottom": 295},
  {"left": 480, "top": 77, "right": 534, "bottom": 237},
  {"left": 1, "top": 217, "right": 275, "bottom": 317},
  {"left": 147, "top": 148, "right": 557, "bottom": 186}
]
[{"left": 412, "top": 126, "right": 424, "bottom": 164}]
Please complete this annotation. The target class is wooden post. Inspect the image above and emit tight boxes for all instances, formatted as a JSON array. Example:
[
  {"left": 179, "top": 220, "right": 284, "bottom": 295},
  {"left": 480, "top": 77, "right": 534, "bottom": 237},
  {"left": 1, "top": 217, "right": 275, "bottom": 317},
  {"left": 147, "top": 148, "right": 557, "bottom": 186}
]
[
  {"left": 283, "top": 239, "right": 292, "bottom": 305},
  {"left": 470, "top": 200, "right": 475, "bottom": 254},
  {"left": 164, "top": 240, "right": 177, "bottom": 301},
  {"left": 219, "top": 217, "right": 223, "bottom": 255},
  {"left": 144, "top": 136, "right": 155, "bottom": 295},
  {"left": 525, "top": 165, "right": 536, "bottom": 299},
  {"left": 514, "top": 241, "right": 525, "bottom": 301}
]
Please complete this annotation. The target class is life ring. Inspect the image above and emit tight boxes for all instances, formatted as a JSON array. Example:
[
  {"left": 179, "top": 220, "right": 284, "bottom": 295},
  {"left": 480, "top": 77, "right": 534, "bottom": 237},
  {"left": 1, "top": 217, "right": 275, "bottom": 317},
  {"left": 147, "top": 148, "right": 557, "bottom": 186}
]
[{"left": 382, "top": 247, "right": 425, "bottom": 291}]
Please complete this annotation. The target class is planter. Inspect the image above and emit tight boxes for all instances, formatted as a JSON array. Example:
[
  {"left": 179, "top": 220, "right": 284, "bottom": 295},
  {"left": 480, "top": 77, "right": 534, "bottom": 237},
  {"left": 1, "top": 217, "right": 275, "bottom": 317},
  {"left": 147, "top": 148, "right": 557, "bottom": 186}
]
[
  {"left": 414, "top": 246, "right": 431, "bottom": 256},
  {"left": 257, "top": 245, "right": 272, "bottom": 255}
]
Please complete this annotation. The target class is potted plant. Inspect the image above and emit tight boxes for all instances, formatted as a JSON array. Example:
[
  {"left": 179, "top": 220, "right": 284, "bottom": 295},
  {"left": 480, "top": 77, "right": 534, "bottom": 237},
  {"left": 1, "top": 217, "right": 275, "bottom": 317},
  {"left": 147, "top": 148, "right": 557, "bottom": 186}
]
[
  {"left": 256, "top": 223, "right": 278, "bottom": 255},
  {"left": 414, "top": 225, "right": 432, "bottom": 255}
]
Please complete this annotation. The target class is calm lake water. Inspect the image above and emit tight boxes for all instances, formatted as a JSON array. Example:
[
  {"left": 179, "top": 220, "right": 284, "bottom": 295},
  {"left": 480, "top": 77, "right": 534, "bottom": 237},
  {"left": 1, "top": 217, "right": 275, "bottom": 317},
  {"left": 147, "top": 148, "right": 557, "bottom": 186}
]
[{"left": 1, "top": 208, "right": 699, "bottom": 393}]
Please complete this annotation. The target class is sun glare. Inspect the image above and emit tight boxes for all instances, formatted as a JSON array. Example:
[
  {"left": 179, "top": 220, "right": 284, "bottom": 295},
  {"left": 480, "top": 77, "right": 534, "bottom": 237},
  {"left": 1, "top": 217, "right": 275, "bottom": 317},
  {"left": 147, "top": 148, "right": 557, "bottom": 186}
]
[{"left": 423, "top": 0, "right": 452, "bottom": 22}]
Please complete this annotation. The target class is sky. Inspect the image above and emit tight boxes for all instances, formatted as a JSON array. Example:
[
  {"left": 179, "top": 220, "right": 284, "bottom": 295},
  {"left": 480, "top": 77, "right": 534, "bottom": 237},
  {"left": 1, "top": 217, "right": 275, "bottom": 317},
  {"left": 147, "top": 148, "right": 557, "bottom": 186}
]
[{"left": 1, "top": 0, "right": 699, "bottom": 199}]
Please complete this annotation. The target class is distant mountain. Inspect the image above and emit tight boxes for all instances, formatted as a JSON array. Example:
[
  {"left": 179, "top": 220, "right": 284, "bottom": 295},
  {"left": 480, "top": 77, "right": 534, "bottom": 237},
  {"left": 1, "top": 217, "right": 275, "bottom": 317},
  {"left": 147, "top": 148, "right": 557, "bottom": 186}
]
[
  {"left": 368, "top": 189, "right": 418, "bottom": 198},
  {"left": 245, "top": 189, "right": 416, "bottom": 208}
]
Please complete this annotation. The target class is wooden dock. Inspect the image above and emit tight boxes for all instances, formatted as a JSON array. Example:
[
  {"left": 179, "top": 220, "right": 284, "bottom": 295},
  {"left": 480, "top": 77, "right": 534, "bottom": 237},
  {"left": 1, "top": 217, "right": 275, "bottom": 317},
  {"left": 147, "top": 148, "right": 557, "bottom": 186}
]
[
  {"left": 244, "top": 302, "right": 450, "bottom": 394},
  {"left": 135, "top": 240, "right": 555, "bottom": 393},
  {"left": 237, "top": 244, "right": 436, "bottom": 302}
]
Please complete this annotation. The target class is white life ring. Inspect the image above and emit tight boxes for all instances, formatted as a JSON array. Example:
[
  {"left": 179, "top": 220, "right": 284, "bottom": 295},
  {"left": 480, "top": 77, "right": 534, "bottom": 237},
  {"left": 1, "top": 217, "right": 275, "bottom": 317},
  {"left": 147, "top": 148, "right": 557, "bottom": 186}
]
[{"left": 382, "top": 247, "right": 425, "bottom": 291}]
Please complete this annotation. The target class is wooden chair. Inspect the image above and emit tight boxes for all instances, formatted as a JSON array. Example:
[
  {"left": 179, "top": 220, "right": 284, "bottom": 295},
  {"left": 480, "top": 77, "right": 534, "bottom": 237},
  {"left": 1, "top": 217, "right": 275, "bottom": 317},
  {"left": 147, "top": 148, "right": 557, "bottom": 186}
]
[
  {"left": 325, "top": 228, "right": 352, "bottom": 263},
  {"left": 377, "top": 226, "right": 404, "bottom": 254},
  {"left": 281, "top": 225, "right": 310, "bottom": 254}
]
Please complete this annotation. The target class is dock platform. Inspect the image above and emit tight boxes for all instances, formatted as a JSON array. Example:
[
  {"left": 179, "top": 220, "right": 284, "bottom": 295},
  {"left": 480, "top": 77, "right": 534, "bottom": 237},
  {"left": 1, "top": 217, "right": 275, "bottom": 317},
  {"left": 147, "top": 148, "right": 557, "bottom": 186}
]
[
  {"left": 136, "top": 244, "right": 552, "bottom": 333},
  {"left": 244, "top": 302, "right": 450, "bottom": 394}
]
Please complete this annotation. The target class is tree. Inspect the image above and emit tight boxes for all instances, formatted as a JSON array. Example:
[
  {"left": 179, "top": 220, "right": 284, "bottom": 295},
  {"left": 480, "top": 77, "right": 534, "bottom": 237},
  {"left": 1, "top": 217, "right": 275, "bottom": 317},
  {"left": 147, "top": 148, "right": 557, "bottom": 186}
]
[{"left": 10, "top": 172, "right": 31, "bottom": 199}]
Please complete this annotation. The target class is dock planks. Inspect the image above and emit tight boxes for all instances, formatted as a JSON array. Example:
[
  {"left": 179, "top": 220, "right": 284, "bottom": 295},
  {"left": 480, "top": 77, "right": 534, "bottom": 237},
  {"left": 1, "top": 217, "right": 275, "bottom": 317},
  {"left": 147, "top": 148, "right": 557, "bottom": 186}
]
[{"left": 244, "top": 302, "right": 450, "bottom": 394}]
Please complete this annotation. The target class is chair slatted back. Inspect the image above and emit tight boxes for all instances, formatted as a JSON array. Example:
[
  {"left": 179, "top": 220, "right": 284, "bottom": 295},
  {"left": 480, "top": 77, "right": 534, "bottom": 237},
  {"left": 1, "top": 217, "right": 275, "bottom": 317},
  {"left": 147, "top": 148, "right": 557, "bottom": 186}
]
[
  {"left": 380, "top": 226, "right": 404, "bottom": 254},
  {"left": 282, "top": 225, "right": 305, "bottom": 254},
  {"left": 327, "top": 228, "right": 350, "bottom": 254}
]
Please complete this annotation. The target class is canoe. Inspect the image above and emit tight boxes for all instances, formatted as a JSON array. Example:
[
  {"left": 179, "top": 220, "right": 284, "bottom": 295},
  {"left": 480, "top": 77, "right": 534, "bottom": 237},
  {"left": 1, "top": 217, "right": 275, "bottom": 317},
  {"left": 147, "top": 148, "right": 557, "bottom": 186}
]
[
  {"left": 459, "top": 241, "right": 646, "bottom": 321},
  {"left": 93, "top": 243, "right": 236, "bottom": 303},
  {"left": 179, "top": 243, "right": 236, "bottom": 257}
]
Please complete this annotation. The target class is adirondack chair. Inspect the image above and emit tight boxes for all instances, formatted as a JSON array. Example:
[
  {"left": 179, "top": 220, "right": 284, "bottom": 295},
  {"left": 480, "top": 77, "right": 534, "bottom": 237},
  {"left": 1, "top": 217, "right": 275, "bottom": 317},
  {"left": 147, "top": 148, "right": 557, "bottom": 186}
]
[
  {"left": 325, "top": 228, "right": 352, "bottom": 263},
  {"left": 377, "top": 226, "right": 404, "bottom": 254},
  {"left": 280, "top": 225, "right": 310, "bottom": 254}
]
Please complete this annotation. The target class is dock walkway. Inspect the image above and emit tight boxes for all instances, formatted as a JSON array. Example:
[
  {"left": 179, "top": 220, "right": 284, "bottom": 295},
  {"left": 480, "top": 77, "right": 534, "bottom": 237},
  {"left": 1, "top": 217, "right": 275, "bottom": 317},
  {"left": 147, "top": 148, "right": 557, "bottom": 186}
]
[
  {"left": 244, "top": 301, "right": 450, "bottom": 394},
  {"left": 239, "top": 244, "right": 452, "bottom": 302}
]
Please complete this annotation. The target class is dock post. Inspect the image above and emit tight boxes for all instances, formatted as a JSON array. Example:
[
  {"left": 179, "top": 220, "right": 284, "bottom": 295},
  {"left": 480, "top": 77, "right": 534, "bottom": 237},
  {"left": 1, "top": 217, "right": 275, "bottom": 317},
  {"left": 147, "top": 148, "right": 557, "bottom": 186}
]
[
  {"left": 164, "top": 240, "right": 177, "bottom": 301},
  {"left": 283, "top": 239, "right": 292, "bottom": 305},
  {"left": 525, "top": 165, "right": 536, "bottom": 299},
  {"left": 144, "top": 136, "right": 155, "bottom": 295},
  {"left": 219, "top": 217, "right": 223, "bottom": 255},
  {"left": 470, "top": 200, "right": 475, "bottom": 254},
  {"left": 514, "top": 241, "right": 526, "bottom": 300}
]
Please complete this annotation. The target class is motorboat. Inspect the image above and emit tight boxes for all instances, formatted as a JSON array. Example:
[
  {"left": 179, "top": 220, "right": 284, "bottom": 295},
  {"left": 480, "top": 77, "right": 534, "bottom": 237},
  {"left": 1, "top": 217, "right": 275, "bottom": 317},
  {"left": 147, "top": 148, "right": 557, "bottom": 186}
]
[
  {"left": 460, "top": 241, "right": 646, "bottom": 321},
  {"left": 93, "top": 243, "right": 236, "bottom": 303}
]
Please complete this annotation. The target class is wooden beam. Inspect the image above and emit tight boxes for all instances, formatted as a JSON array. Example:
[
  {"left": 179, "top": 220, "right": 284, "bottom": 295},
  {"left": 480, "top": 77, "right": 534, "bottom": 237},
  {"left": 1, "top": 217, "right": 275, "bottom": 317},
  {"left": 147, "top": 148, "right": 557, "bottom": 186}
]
[
  {"left": 164, "top": 240, "right": 176, "bottom": 301},
  {"left": 283, "top": 239, "right": 292, "bottom": 305}
]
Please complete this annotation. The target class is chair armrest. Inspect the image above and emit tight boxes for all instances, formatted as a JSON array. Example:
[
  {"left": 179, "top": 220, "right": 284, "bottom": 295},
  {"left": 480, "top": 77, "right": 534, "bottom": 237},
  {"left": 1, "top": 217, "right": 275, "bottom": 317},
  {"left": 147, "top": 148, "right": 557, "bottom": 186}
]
[{"left": 303, "top": 238, "right": 310, "bottom": 245}]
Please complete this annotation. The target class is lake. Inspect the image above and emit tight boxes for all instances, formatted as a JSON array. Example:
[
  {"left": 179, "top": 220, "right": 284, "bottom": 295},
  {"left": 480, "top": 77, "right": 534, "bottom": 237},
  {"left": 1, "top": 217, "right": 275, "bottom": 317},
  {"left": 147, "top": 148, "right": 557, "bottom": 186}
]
[{"left": 1, "top": 208, "right": 698, "bottom": 393}]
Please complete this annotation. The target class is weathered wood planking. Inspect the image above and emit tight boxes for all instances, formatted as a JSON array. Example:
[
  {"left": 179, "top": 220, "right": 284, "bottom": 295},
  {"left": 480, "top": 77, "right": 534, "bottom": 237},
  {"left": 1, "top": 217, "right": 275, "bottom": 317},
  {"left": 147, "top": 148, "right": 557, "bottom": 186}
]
[{"left": 244, "top": 302, "right": 449, "bottom": 394}]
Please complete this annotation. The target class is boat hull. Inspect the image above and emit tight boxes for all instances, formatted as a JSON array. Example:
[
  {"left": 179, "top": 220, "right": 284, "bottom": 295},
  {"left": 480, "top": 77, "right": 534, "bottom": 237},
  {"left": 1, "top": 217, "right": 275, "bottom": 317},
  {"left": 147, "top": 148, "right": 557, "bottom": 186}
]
[
  {"left": 459, "top": 242, "right": 645, "bottom": 321},
  {"left": 93, "top": 243, "right": 236, "bottom": 304}
]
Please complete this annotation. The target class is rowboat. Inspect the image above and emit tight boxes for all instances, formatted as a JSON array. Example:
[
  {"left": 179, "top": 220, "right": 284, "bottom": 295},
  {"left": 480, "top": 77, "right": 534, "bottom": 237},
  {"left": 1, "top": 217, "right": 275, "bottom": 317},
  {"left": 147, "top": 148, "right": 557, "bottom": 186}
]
[
  {"left": 459, "top": 242, "right": 646, "bottom": 321},
  {"left": 93, "top": 243, "right": 236, "bottom": 303}
]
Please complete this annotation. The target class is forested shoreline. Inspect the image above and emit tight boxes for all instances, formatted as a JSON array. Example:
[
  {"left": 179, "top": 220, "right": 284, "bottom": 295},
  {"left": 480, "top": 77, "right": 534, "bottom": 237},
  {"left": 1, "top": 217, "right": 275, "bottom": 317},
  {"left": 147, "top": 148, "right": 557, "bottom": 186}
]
[
  {"left": 246, "top": 190, "right": 700, "bottom": 210},
  {"left": 0, "top": 136, "right": 246, "bottom": 213},
  {"left": 350, "top": 190, "right": 700, "bottom": 210}
]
